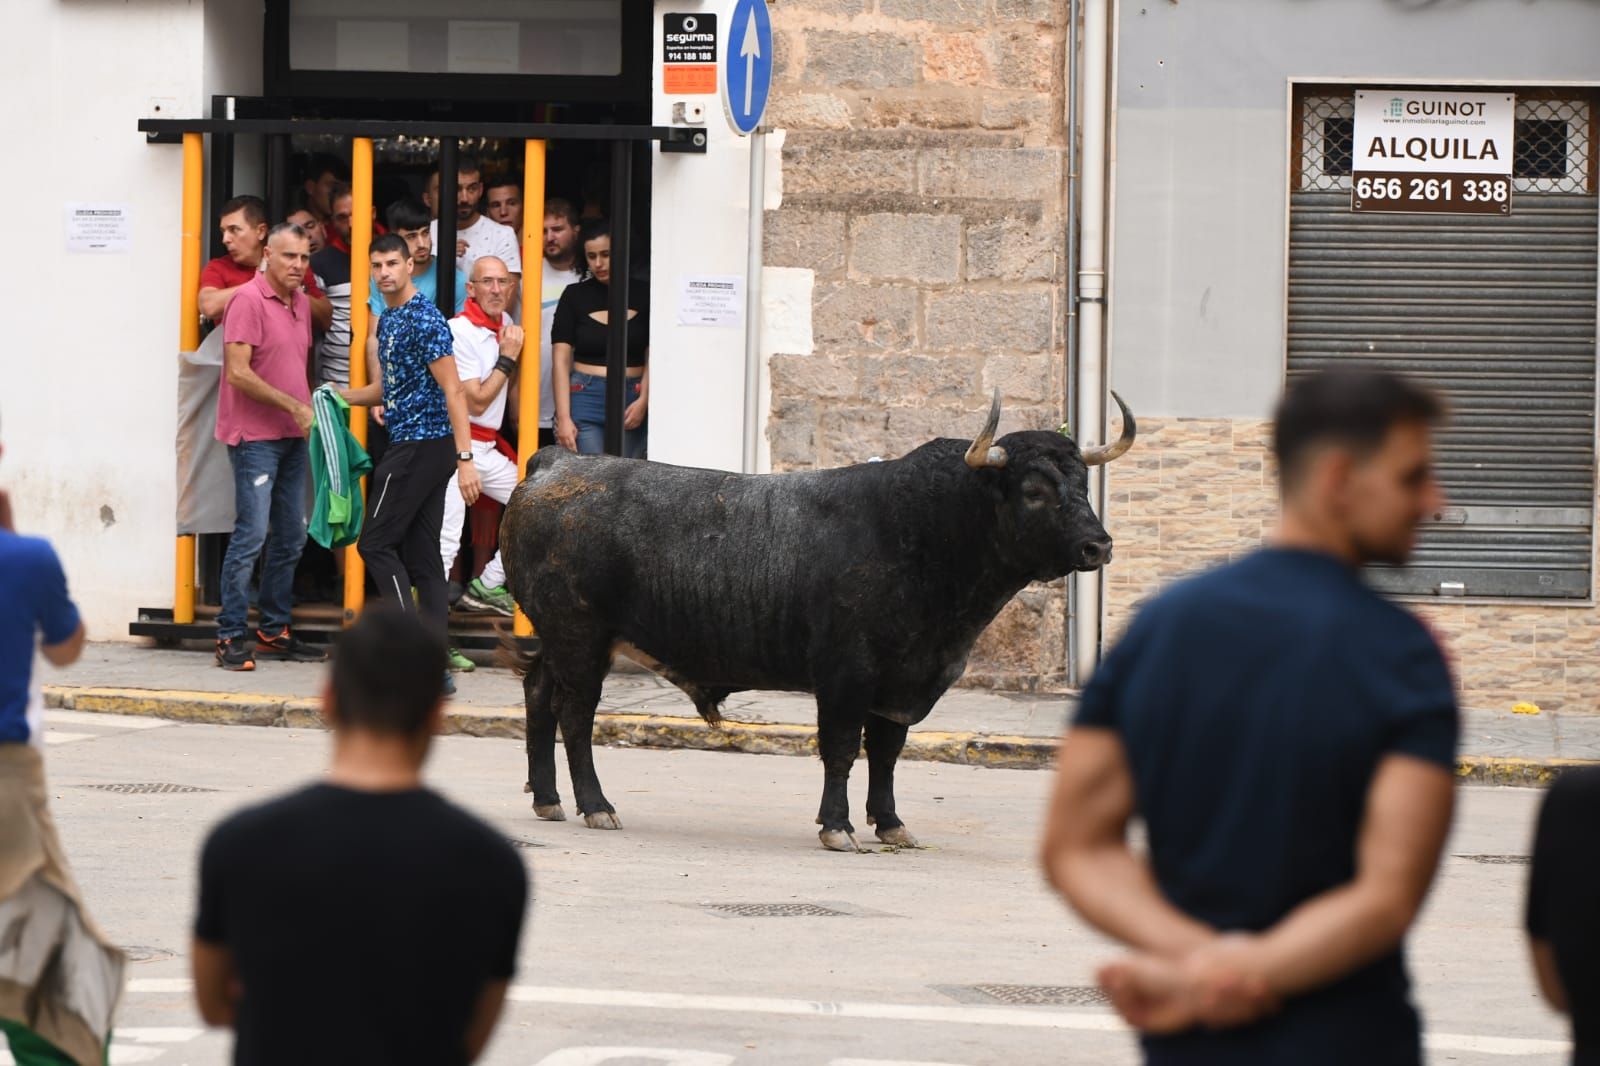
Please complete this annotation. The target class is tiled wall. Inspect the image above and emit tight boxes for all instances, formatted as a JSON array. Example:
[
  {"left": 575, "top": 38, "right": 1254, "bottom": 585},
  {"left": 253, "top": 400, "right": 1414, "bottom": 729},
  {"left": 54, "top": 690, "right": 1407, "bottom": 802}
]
[{"left": 1103, "top": 417, "right": 1600, "bottom": 714}]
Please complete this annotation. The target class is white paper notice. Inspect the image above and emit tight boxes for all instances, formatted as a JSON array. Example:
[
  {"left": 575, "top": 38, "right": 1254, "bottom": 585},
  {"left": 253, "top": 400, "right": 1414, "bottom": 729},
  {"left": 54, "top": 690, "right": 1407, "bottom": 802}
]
[
  {"left": 448, "top": 20, "right": 520, "bottom": 75},
  {"left": 65, "top": 203, "right": 130, "bottom": 254},
  {"left": 678, "top": 275, "right": 744, "bottom": 327}
]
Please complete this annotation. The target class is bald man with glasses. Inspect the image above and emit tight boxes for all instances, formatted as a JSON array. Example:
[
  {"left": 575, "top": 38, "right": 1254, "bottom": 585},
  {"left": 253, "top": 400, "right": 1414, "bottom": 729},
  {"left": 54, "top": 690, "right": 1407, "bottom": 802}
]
[{"left": 440, "top": 256, "right": 524, "bottom": 620}]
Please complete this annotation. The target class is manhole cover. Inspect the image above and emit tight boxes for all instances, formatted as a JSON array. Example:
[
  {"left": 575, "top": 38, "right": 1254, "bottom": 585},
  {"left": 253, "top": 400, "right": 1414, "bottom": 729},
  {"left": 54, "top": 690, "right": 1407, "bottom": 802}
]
[
  {"left": 1459, "top": 854, "right": 1530, "bottom": 865},
  {"left": 124, "top": 946, "right": 175, "bottom": 963},
  {"left": 941, "top": 984, "right": 1109, "bottom": 1007},
  {"left": 702, "top": 903, "right": 848, "bottom": 918},
  {"left": 505, "top": 838, "right": 545, "bottom": 849},
  {"left": 78, "top": 783, "right": 216, "bottom": 795}
]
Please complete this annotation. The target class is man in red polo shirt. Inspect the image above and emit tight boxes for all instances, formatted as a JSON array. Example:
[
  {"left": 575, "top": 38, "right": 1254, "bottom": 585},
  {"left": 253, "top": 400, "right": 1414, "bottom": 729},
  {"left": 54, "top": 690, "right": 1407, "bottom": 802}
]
[
  {"left": 213, "top": 222, "right": 329, "bottom": 671},
  {"left": 200, "top": 195, "right": 331, "bottom": 332}
]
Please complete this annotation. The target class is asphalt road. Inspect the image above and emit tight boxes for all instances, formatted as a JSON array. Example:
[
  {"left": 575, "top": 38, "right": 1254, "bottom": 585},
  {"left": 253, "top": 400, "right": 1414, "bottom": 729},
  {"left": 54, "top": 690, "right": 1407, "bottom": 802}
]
[{"left": 23, "top": 708, "right": 1573, "bottom": 1066}]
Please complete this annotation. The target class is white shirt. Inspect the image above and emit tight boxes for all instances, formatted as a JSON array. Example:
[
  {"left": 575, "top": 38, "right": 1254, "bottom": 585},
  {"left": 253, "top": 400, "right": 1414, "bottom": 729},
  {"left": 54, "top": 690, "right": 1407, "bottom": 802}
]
[
  {"left": 448, "top": 312, "right": 512, "bottom": 431},
  {"left": 539, "top": 260, "right": 583, "bottom": 428},
  {"left": 432, "top": 214, "right": 523, "bottom": 279}
]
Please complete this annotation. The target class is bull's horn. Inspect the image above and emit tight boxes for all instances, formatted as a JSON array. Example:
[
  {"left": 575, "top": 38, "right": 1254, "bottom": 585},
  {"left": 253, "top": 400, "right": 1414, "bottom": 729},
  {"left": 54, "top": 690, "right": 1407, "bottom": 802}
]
[
  {"left": 1081, "top": 391, "right": 1137, "bottom": 467},
  {"left": 965, "top": 388, "right": 1009, "bottom": 469}
]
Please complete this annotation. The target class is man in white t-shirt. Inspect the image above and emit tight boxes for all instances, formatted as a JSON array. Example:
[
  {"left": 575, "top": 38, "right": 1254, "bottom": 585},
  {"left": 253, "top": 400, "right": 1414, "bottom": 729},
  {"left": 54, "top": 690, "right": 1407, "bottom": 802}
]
[
  {"left": 533, "top": 198, "right": 585, "bottom": 445},
  {"left": 428, "top": 156, "right": 522, "bottom": 292},
  {"left": 442, "top": 256, "right": 523, "bottom": 620}
]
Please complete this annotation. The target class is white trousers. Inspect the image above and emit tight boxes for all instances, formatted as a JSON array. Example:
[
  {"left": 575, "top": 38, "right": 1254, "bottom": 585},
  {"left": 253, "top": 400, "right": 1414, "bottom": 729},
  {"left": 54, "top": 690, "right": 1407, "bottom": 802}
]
[{"left": 441, "top": 437, "right": 519, "bottom": 589}]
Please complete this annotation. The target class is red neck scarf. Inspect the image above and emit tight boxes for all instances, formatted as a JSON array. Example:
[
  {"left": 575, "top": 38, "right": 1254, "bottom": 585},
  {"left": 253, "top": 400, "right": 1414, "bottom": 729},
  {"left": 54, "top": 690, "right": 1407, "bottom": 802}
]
[{"left": 461, "top": 297, "right": 502, "bottom": 337}]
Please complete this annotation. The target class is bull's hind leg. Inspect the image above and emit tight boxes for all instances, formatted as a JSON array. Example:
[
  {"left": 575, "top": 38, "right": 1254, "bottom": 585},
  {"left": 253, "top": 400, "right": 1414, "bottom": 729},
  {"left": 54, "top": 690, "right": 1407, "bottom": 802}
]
[
  {"left": 864, "top": 715, "right": 918, "bottom": 847},
  {"left": 548, "top": 643, "right": 622, "bottom": 830},
  {"left": 813, "top": 696, "right": 867, "bottom": 853},
  {"left": 524, "top": 661, "right": 565, "bottom": 821}
]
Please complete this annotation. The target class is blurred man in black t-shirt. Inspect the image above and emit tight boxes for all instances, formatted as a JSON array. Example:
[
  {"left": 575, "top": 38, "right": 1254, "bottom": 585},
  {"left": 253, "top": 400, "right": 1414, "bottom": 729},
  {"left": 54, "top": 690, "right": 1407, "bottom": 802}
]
[
  {"left": 190, "top": 608, "right": 527, "bottom": 1065},
  {"left": 1528, "top": 767, "right": 1600, "bottom": 1064}
]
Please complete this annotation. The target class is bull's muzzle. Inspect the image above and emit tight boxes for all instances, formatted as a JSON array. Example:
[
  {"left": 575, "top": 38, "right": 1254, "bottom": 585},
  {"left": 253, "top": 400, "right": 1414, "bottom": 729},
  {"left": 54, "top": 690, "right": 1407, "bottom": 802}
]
[{"left": 1078, "top": 538, "right": 1114, "bottom": 570}]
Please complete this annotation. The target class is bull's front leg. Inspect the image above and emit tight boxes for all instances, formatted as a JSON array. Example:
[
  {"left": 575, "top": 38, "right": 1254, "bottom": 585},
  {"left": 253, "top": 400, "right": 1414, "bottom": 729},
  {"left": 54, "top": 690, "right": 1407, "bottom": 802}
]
[
  {"left": 813, "top": 699, "right": 866, "bottom": 853},
  {"left": 524, "top": 661, "right": 565, "bottom": 821},
  {"left": 864, "top": 714, "right": 917, "bottom": 847}
]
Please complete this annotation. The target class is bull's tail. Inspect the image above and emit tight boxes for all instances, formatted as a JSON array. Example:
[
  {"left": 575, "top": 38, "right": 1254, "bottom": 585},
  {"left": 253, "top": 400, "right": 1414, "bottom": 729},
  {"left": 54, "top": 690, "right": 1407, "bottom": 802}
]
[{"left": 495, "top": 624, "right": 542, "bottom": 678}]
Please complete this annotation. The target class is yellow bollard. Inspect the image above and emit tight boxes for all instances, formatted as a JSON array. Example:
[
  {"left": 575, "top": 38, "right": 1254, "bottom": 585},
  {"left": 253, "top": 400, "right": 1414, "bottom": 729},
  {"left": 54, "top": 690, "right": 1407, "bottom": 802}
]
[
  {"left": 512, "top": 140, "right": 547, "bottom": 639},
  {"left": 342, "top": 137, "right": 375, "bottom": 626},
  {"left": 175, "top": 132, "right": 203, "bottom": 625}
]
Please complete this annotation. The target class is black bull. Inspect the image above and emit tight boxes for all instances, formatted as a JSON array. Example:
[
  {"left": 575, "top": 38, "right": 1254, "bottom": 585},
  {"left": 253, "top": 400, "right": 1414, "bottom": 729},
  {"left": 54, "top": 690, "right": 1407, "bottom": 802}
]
[{"left": 500, "top": 391, "right": 1135, "bottom": 851}]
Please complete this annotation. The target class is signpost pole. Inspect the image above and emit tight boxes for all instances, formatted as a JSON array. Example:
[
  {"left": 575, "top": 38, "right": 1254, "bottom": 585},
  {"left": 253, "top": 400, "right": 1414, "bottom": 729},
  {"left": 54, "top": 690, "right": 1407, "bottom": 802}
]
[{"left": 741, "top": 130, "right": 765, "bottom": 474}]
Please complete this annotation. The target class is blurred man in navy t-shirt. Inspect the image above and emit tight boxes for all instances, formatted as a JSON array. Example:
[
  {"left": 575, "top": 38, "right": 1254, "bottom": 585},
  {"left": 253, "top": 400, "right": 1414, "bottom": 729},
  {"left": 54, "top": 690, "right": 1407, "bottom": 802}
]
[{"left": 1042, "top": 370, "right": 1459, "bottom": 1065}]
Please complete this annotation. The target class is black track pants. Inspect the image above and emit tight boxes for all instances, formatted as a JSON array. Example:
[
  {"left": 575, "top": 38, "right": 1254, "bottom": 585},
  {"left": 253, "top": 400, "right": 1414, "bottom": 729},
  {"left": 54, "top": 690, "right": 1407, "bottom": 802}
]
[{"left": 358, "top": 436, "right": 457, "bottom": 641}]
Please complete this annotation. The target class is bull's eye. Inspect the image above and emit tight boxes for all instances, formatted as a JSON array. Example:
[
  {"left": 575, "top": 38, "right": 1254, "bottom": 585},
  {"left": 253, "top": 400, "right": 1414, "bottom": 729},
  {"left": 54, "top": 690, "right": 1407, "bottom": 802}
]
[{"left": 1023, "top": 484, "right": 1053, "bottom": 507}]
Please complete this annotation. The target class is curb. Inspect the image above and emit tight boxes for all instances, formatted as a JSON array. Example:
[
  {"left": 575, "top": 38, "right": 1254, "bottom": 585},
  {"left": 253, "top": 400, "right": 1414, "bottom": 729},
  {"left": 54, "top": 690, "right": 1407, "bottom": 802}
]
[
  {"left": 43, "top": 687, "right": 1595, "bottom": 784},
  {"left": 42, "top": 686, "right": 1058, "bottom": 771}
]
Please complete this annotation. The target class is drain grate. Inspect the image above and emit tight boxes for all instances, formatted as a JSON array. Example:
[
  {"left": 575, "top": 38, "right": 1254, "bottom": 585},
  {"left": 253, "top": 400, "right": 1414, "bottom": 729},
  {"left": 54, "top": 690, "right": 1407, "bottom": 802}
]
[
  {"left": 702, "top": 902, "right": 848, "bottom": 918},
  {"left": 78, "top": 783, "right": 216, "bottom": 795},
  {"left": 941, "top": 984, "right": 1109, "bottom": 1007},
  {"left": 1459, "top": 854, "right": 1530, "bottom": 866},
  {"left": 124, "top": 946, "right": 176, "bottom": 963},
  {"left": 505, "top": 838, "right": 546, "bottom": 849}
]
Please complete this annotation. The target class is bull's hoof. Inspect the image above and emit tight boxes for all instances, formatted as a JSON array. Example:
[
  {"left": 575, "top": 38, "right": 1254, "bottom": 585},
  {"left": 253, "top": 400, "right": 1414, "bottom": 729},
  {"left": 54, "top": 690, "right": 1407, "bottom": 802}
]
[
  {"left": 875, "top": 825, "right": 920, "bottom": 848},
  {"left": 533, "top": 804, "right": 567, "bottom": 822},
  {"left": 819, "top": 828, "right": 865, "bottom": 853},
  {"left": 583, "top": 811, "right": 623, "bottom": 830}
]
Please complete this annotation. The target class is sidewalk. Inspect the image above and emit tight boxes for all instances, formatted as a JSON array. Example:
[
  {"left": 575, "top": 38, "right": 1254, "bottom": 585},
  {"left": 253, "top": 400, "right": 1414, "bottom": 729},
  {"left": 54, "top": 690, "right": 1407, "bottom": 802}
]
[{"left": 43, "top": 643, "right": 1600, "bottom": 784}]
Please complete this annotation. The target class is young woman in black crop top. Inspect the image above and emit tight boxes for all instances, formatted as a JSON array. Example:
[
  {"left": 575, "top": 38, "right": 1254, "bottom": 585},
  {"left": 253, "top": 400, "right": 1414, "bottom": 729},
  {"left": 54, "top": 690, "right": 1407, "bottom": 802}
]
[{"left": 551, "top": 220, "right": 649, "bottom": 457}]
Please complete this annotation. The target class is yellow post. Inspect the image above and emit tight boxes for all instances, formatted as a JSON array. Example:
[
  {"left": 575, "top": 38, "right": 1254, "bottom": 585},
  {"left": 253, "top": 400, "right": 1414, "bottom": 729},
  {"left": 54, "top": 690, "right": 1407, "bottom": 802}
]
[
  {"left": 175, "top": 132, "right": 203, "bottom": 625},
  {"left": 513, "top": 139, "right": 547, "bottom": 638},
  {"left": 342, "top": 137, "right": 375, "bottom": 625}
]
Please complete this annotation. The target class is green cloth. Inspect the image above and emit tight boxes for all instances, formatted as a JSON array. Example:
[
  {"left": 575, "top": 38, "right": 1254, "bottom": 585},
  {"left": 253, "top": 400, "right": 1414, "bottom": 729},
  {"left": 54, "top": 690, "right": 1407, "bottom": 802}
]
[
  {"left": 0, "top": 1018, "right": 106, "bottom": 1065},
  {"left": 308, "top": 385, "right": 373, "bottom": 549}
]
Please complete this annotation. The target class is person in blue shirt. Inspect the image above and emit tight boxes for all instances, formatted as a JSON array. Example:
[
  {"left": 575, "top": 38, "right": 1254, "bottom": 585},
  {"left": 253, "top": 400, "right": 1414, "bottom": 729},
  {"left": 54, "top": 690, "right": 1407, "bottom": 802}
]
[
  {"left": 340, "top": 234, "right": 480, "bottom": 697},
  {"left": 1041, "top": 370, "right": 1459, "bottom": 1065},
  {"left": 0, "top": 433, "right": 125, "bottom": 1065}
]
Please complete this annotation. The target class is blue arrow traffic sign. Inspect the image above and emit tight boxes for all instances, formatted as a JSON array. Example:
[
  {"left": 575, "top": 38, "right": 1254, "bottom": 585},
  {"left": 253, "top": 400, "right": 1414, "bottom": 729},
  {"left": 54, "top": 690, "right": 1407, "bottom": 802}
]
[{"left": 724, "top": 0, "right": 772, "bottom": 135}]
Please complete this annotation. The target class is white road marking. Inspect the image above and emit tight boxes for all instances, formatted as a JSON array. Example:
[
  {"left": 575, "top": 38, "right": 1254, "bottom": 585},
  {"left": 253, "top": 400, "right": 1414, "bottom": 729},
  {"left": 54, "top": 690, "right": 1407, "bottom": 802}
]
[
  {"left": 1426, "top": 1032, "right": 1573, "bottom": 1055},
  {"left": 43, "top": 730, "right": 96, "bottom": 745},
  {"left": 116, "top": 1028, "right": 203, "bottom": 1043},
  {"left": 123, "top": 979, "right": 1571, "bottom": 1056},
  {"left": 832, "top": 1060, "right": 970, "bottom": 1065},
  {"left": 535, "top": 1050, "right": 735, "bottom": 1066},
  {"left": 44, "top": 710, "right": 170, "bottom": 730}
]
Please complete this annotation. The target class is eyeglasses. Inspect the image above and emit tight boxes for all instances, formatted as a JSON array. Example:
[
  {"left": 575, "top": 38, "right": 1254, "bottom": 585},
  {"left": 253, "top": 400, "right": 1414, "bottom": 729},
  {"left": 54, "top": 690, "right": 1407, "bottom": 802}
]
[{"left": 474, "top": 277, "right": 512, "bottom": 288}]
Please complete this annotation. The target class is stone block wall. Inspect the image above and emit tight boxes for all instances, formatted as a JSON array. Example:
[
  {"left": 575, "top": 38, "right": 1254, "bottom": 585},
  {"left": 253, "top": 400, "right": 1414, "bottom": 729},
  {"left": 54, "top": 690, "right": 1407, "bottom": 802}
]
[{"left": 764, "top": 0, "right": 1071, "bottom": 689}]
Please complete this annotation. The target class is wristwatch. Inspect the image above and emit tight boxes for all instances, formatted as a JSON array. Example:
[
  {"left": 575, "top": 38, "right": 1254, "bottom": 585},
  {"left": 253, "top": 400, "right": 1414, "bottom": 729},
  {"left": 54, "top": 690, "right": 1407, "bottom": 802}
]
[{"left": 457, "top": 450, "right": 473, "bottom": 462}]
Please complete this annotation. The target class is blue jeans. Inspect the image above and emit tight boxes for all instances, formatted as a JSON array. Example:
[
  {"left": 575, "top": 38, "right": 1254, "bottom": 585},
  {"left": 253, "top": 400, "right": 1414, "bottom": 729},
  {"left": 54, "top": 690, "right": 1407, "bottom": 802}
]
[
  {"left": 570, "top": 372, "right": 646, "bottom": 458},
  {"left": 217, "top": 438, "right": 309, "bottom": 640}
]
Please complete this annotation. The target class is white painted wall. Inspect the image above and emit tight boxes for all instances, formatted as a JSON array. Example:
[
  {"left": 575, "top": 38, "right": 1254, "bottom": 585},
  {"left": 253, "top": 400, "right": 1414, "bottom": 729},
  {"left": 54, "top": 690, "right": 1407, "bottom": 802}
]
[
  {"left": 648, "top": 0, "right": 756, "bottom": 473},
  {"left": 1, "top": 0, "right": 211, "bottom": 640},
  {"left": 1110, "top": 0, "right": 1600, "bottom": 420}
]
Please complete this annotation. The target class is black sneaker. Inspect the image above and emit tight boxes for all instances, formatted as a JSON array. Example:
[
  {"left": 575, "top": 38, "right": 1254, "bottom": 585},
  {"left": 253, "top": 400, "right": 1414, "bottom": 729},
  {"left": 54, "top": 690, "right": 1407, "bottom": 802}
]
[
  {"left": 255, "top": 627, "right": 329, "bottom": 663},
  {"left": 216, "top": 637, "right": 256, "bottom": 671}
]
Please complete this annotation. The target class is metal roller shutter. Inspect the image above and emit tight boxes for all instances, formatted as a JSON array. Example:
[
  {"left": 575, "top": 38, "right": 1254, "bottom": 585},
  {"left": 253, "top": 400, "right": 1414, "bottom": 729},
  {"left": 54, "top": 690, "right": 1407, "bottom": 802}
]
[{"left": 1289, "top": 90, "right": 1598, "bottom": 599}]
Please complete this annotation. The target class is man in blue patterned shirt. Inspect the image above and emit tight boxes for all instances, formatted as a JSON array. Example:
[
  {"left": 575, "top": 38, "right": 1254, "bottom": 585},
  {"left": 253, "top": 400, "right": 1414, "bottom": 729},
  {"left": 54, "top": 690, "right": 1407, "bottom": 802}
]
[{"left": 341, "top": 234, "right": 481, "bottom": 692}]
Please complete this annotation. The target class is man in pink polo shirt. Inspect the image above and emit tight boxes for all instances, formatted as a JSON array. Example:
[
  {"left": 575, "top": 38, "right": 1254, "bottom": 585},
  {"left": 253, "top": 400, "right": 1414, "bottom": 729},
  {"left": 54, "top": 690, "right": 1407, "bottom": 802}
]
[{"left": 214, "top": 222, "right": 328, "bottom": 671}]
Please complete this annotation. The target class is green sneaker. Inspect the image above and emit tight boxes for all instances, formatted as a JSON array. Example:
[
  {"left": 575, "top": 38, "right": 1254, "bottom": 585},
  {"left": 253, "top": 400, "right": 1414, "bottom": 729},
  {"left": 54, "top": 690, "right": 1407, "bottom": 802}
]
[
  {"left": 447, "top": 647, "right": 476, "bottom": 673},
  {"left": 460, "top": 577, "right": 515, "bottom": 617}
]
